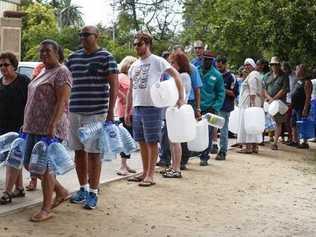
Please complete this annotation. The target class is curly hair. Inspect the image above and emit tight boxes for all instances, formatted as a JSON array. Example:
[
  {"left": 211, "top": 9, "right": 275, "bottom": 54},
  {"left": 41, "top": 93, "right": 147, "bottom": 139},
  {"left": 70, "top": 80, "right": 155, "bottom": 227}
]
[{"left": 0, "top": 51, "right": 18, "bottom": 70}]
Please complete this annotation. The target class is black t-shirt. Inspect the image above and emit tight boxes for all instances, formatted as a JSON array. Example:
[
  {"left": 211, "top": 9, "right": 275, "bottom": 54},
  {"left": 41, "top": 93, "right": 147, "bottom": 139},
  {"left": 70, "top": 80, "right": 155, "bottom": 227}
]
[{"left": 0, "top": 73, "right": 30, "bottom": 134}]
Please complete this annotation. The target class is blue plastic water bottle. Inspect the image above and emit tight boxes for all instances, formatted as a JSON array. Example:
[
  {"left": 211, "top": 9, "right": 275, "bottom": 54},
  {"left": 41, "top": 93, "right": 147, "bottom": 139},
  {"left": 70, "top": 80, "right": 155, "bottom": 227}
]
[
  {"left": 29, "top": 137, "right": 49, "bottom": 176},
  {"left": 118, "top": 124, "right": 137, "bottom": 154},
  {"left": 0, "top": 132, "right": 19, "bottom": 153},
  {"left": 0, "top": 132, "right": 19, "bottom": 164},
  {"left": 78, "top": 121, "right": 104, "bottom": 142},
  {"left": 47, "top": 139, "right": 74, "bottom": 175},
  {"left": 6, "top": 133, "right": 27, "bottom": 170}
]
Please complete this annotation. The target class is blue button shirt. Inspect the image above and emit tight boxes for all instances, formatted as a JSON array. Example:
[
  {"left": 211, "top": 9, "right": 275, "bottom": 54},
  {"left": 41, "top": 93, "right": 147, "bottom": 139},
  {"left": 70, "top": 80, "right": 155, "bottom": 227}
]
[{"left": 189, "top": 64, "right": 203, "bottom": 101}]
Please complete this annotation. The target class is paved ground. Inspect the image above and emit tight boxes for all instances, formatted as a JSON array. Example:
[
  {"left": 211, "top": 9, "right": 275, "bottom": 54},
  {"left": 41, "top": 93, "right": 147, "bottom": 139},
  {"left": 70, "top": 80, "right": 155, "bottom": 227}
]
[{"left": 0, "top": 152, "right": 142, "bottom": 216}]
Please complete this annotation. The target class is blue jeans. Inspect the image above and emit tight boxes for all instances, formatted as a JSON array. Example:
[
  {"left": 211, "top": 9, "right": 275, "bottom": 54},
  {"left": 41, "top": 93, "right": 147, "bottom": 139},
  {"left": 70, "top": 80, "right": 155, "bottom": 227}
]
[
  {"left": 219, "top": 111, "right": 230, "bottom": 154},
  {"left": 200, "top": 125, "right": 213, "bottom": 161}
]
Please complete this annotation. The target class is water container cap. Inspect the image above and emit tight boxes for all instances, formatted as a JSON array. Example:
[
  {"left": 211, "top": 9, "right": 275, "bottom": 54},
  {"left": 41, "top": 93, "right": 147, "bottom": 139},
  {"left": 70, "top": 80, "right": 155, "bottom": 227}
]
[{"left": 19, "top": 132, "right": 27, "bottom": 139}]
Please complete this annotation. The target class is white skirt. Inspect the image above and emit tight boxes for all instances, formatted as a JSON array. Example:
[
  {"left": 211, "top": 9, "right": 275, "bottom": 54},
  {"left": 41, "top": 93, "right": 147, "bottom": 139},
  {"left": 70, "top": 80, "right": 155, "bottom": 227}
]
[{"left": 237, "top": 108, "right": 262, "bottom": 144}]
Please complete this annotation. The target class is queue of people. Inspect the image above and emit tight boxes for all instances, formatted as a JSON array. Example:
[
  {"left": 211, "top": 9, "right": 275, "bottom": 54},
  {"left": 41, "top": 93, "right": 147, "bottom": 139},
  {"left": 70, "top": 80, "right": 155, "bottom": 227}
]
[{"left": 0, "top": 28, "right": 315, "bottom": 223}]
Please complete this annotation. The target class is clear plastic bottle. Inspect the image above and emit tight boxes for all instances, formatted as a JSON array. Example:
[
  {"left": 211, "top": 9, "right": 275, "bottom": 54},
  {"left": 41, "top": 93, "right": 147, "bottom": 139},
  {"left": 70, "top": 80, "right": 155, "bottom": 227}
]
[
  {"left": 103, "top": 122, "right": 123, "bottom": 153},
  {"left": 29, "top": 138, "right": 49, "bottom": 176},
  {"left": 118, "top": 124, "right": 137, "bottom": 154},
  {"left": 0, "top": 132, "right": 19, "bottom": 164},
  {"left": 204, "top": 113, "right": 225, "bottom": 129},
  {"left": 78, "top": 121, "right": 104, "bottom": 142},
  {"left": 6, "top": 133, "right": 27, "bottom": 170},
  {"left": 47, "top": 140, "right": 74, "bottom": 175}
]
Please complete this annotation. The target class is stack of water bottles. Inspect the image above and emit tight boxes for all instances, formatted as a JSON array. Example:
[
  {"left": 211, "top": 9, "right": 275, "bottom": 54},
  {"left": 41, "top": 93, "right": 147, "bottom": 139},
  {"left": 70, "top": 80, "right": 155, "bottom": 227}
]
[
  {"left": 29, "top": 137, "right": 74, "bottom": 176},
  {"left": 0, "top": 132, "right": 21, "bottom": 165},
  {"left": 78, "top": 121, "right": 137, "bottom": 161}
]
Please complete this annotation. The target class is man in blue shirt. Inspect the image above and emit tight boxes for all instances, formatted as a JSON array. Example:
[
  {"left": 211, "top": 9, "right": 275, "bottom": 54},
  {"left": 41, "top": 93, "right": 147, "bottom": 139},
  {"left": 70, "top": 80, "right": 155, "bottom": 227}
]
[
  {"left": 215, "top": 55, "right": 238, "bottom": 160},
  {"left": 199, "top": 51, "right": 225, "bottom": 166},
  {"left": 191, "top": 40, "right": 204, "bottom": 68}
]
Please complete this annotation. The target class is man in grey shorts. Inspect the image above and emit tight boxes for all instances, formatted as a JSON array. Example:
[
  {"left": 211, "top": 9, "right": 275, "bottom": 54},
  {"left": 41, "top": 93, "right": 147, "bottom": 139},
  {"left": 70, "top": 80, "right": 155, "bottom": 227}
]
[{"left": 66, "top": 25, "right": 118, "bottom": 209}]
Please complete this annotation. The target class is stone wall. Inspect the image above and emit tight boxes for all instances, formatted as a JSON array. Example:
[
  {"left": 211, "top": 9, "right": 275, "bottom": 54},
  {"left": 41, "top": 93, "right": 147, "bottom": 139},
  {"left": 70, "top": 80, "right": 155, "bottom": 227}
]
[{"left": 0, "top": 17, "right": 21, "bottom": 60}]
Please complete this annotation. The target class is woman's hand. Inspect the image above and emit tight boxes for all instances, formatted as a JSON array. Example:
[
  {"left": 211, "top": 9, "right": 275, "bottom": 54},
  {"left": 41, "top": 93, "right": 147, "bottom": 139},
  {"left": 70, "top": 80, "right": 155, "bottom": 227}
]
[
  {"left": 47, "top": 122, "right": 57, "bottom": 138},
  {"left": 195, "top": 110, "right": 202, "bottom": 121},
  {"left": 302, "top": 108, "right": 309, "bottom": 117},
  {"left": 124, "top": 113, "right": 131, "bottom": 127}
]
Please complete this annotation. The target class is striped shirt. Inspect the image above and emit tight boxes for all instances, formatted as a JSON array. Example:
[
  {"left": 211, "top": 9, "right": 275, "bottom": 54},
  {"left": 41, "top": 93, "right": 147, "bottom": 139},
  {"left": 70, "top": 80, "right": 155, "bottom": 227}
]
[{"left": 66, "top": 48, "right": 118, "bottom": 115}]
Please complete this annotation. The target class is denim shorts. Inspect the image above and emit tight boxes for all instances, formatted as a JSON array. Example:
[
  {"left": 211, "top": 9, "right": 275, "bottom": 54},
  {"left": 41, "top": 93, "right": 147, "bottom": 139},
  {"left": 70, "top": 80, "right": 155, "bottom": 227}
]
[{"left": 132, "top": 106, "right": 163, "bottom": 143}]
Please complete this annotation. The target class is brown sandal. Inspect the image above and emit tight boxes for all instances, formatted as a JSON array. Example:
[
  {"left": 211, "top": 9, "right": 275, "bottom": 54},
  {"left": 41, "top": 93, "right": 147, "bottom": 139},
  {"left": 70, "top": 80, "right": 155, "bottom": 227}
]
[
  {"left": 30, "top": 209, "right": 54, "bottom": 222},
  {"left": 127, "top": 175, "right": 143, "bottom": 182},
  {"left": 0, "top": 191, "right": 12, "bottom": 205},
  {"left": 237, "top": 149, "right": 252, "bottom": 154}
]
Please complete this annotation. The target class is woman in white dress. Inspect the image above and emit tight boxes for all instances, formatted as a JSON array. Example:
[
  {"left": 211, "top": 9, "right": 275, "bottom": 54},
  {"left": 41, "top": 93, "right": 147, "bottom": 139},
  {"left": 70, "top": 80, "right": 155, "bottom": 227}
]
[{"left": 237, "top": 58, "right": 264, "bottom": 153}]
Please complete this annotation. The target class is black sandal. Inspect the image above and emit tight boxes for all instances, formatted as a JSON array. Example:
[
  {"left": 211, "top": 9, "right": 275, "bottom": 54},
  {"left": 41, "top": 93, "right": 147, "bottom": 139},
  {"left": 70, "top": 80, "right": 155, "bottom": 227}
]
[
  {"left": 162, "top": 170, "right": 182, "bottom": 178},
  {"left": 11, "top": 188, "right": 26, "bottom": 198},
  {"left": 0, "top": 191, "right": 12, "bottom": 205}
]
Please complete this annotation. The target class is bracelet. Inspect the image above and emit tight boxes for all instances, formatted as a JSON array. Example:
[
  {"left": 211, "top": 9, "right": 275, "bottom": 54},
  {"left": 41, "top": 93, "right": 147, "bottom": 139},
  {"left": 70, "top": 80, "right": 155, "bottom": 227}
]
[{"left": 195, "top": 108, "right": 201, "bottom": 112}]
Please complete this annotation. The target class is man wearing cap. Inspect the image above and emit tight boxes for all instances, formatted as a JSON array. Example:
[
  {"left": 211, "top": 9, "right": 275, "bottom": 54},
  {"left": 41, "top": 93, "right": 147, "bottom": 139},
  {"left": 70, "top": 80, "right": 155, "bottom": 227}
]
[
  {"left": 198, "top": 50, "right": 225, "bottom": 166},
  {"left": 215, "top": 55, "right": 238, "bottom": 160},
  {"left": 263, "top": 56, "right": 289, "bottom": 150}
]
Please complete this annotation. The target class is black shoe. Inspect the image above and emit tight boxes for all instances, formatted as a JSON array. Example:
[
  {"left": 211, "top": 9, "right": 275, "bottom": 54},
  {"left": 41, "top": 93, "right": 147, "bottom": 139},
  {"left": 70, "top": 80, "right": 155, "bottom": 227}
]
[
  {"left": 210, "top": 144, "right": 218, "bottom": 154},
  {"left": 215, "top": 152, "right": 226, "bottom": 160},
  {"left": 180, "top": 164, "right": 187, "bottom": 170},
  {"left": 200, "top": 160, "right": 208, "bottom": 166}
]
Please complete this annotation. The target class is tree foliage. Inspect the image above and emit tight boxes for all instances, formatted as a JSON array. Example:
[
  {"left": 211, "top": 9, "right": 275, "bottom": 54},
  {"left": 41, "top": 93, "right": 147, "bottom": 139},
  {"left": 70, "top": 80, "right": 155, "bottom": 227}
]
[{"left": 181, "top": 0, "right": 316, "bottom": 66}]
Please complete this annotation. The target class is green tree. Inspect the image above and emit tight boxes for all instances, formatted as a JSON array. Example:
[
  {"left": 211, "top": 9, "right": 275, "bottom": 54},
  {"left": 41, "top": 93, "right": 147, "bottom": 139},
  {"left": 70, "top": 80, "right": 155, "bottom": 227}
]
[{"left": 53, "top": 0, "right": 84, "bottom": 29}]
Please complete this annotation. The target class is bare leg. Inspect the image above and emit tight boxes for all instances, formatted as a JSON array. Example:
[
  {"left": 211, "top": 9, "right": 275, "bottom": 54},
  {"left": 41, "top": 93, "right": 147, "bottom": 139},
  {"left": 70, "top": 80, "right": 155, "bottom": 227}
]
[
  {"left": 118, "top": 158, "right": 128, "bottom": 174},
  {"left": 292, "top": 125, "right": 299, "bottom": 143},
  {"left": 139, "top": 141, "right": 148, "bottom": 178},
  {"left": 5, "top": 167, "right": 21, "bottom": 193},
  {"left": 87, "top": 153, "right": 102, "bottom": 190},
  {"left": 74, "top": 150, "right": 88, "bottom": 186},
  {"left": 172, "top": 143, "right": 182, "bottom": 172},
  {"left": 170, "top": 142, "right": 176, "bottom": 170},
  {"left": 274, "top": 123, "right": 282, "bottom": 146},
  {"left": 143, "top": 142, "right": 159, "bottom": 182}
]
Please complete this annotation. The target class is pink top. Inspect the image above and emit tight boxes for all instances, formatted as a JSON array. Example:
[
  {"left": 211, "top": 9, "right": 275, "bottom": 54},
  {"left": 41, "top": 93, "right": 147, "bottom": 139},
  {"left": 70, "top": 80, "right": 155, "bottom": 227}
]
[
  {"left": 116, "top": 73, "right": 130, "bottom": 118},
  {"left": 23, "top": 65, "right": 72, "bottom": 139}
]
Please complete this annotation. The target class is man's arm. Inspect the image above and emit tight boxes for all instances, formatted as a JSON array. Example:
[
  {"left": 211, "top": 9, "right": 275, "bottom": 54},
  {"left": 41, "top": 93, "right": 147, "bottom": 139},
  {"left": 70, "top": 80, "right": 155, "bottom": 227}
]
[
  {"left": 124, "top": 78, "right": 133, "bottom": 126},
  {"left": 106, "top": 73, "right": 118, "bottom": 121}
]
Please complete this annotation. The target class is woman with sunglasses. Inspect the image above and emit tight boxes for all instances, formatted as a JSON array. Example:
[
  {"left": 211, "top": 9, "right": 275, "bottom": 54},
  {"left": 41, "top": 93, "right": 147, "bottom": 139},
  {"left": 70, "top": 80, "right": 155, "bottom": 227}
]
[{"left": 0, "top": 52, "right": 30, "bottom": 205}]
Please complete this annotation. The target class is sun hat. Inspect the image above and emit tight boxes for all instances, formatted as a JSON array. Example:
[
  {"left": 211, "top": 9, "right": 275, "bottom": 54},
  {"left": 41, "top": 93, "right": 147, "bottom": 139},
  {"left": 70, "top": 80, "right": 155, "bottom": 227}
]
[
  {"left": 270, "top": 56, "right": 281, "bottom": 65},
  {"left": 244, "top": 58, "right": 256, "bottom": 68}
]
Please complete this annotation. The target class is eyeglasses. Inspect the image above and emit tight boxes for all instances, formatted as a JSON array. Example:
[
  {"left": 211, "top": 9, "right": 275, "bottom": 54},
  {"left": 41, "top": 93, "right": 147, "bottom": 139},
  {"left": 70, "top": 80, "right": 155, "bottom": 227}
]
[
  {"left": 79, "top": 32, "right": 96, "bottom": 38},
  {"left": 133, "top": 41, "right": 144, "bottom": 47},
  {"left": 0, "top": 63, "right": 11, "bottom": 67}
]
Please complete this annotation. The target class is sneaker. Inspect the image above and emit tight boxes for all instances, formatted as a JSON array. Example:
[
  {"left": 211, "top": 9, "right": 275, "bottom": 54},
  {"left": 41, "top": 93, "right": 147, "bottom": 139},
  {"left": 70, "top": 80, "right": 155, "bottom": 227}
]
[
  {"left": 70, "top": 188, "right": 88, "bottom": 204},
  {"left": 200, "top": 160, "right": 208, "bottom": 166},
  {"left": 83, "top": 192, "right": 98, "bottom": 210},
  {"left": 297, "top": 143, "right": 309, "bottom": 149},
  {"left": 210, "top": 144, "right": 218, "bottom": 154},
  {"left": 215, "top": 152, "right": 226, "bottom": 160}
]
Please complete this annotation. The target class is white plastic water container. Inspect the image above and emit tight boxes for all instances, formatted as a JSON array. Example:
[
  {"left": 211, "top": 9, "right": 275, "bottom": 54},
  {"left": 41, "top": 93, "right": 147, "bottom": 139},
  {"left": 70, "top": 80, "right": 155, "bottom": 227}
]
[
  {"left": 244, "top": 107, "right": 265, "bottom": 134},
  {"left": 204, "top": 113, "right": 225, "bottom": 129},
  {"left": 268, "top": 100, "right": 288, "bottom": 116},
  {"left": 78, "top": 121, "right": 104, "bottom": 142},
  {"left": 47, "top": 141, "right": 74, "bottom": 175},
  {"left": 150, "top": 78, "right": 179, "bottom": 108},
  {"left": 263, "top": 101, "right": 269, "bottom": 112},
  {"left": 228, "top": 106, "right": 239, "bottom": 133},
  {"left": 187, "top": 119, "right": 209, "bottom": 152},
  {"left": 166, "top": 105, "right": 196, "bottom": 143}
]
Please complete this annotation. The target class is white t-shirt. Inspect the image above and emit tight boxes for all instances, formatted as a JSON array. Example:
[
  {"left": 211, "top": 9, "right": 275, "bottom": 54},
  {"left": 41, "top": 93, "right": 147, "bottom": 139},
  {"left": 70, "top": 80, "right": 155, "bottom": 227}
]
[
  {"left": 180, "top": 72, "right": 192, "bottom": 103},
  {"left": 129, "top": 54, "right": 171, "bottom": 106}
]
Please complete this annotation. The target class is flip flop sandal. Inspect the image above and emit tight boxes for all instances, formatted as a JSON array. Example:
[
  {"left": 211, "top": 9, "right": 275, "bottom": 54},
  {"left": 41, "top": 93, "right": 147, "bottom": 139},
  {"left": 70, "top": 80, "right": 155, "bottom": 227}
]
[
  {"left": 127, "top": 175, "right": 143, "bottom": 182},
  {"left": 237, "top": 149, "right": 252, "bottom": 154},
  {"left": 31, "top": 209, "right": 54, "bottom": 222},
  {"left": 127, "top": 168, "right": 137, "bottom": 173},
  {"left": 138, "top": 181, "right": 156, "bottom": 187},
  {"left": 116, "top": 171, "right": 129, "bottom": 176},
  {"left": 51, "top": 194, "right": 72, "bottom": 209},
  {"left": 26, "top": 180, "right": 37, "bottom": 191}
]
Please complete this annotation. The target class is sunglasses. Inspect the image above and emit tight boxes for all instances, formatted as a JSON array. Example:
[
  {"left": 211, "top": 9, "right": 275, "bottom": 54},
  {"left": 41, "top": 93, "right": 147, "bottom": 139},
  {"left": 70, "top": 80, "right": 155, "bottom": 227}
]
[
  {"left": 133, "top": 41, "right": 144, "bottom": 47},
  {"left": 79, "top": 32, "right": 96, "bottom": 38},
  {"left": 194, "top": 47, "right": 203, "bottom": 49},
  {"left": 0, "top": 63, "right": 11, "bottom": 67}
]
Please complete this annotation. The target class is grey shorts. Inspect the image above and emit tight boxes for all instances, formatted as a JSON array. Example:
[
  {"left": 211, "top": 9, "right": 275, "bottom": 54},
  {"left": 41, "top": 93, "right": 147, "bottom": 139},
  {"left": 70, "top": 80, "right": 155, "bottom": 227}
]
[{"left": 68, "top": 112, "right": 106, "bottom": 153}]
